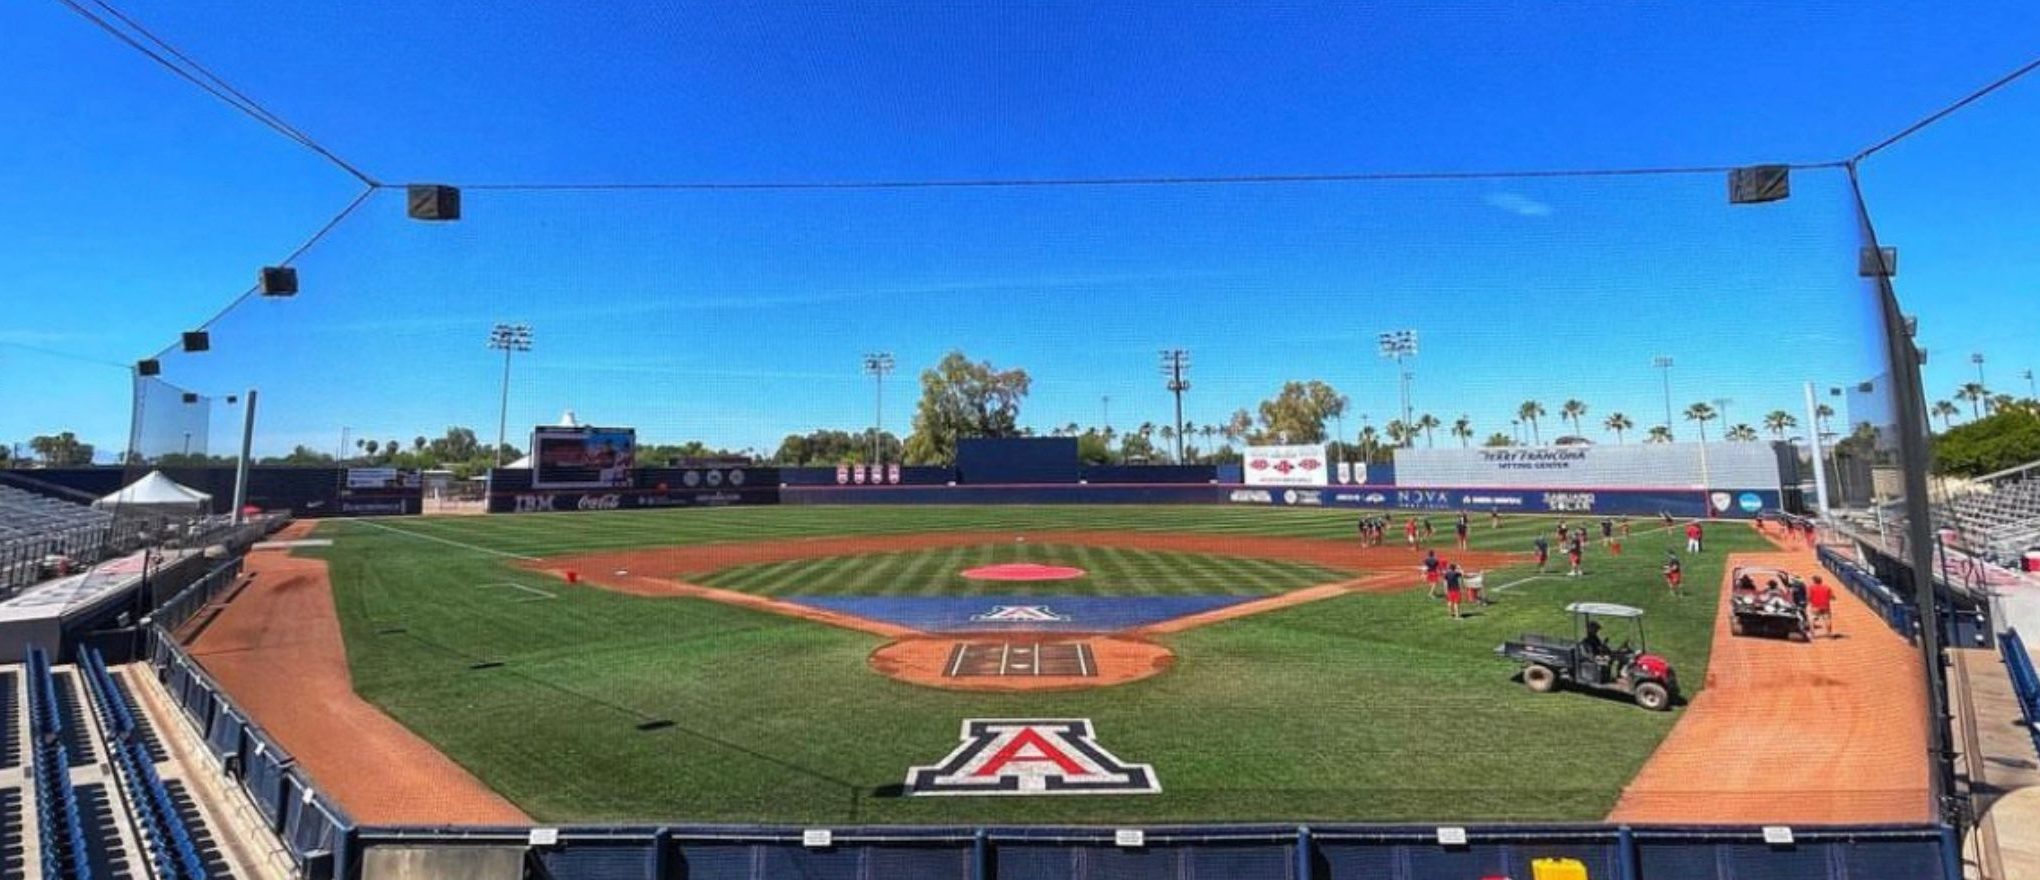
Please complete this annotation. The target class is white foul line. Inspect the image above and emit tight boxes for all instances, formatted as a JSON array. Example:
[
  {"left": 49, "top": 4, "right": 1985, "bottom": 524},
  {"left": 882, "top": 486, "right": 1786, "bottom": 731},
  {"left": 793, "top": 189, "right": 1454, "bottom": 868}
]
[{"left": 347, "top": 517, "right": 538, "bottom": 561}]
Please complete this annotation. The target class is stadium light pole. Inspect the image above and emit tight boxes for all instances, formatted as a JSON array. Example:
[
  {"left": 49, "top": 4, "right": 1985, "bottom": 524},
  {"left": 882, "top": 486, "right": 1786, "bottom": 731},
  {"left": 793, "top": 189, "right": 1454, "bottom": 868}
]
[
  {"left": 486, "top": 323, "right": 534, "bottom": 497},
  {"left": 1378, "top": 330, "right": 1418, "bottom": 445},
  {"left": 1160, "top": 349, "right": 1191, "bottom": 463},
  {"left": 862, "top": 352, "right": 895, "bottom": 465},
  {"left": 1653, "top": 356, "right": 1675, "bottom": 439},
  {"left": 1712, "top": 397, "right": 1733, "bottom": 430},
  {"left": 2023, "top": 368, "right": 2036, "bottom": 399},
  {"left": 230, "top": 389, "right": 257, "bottom": 524}
]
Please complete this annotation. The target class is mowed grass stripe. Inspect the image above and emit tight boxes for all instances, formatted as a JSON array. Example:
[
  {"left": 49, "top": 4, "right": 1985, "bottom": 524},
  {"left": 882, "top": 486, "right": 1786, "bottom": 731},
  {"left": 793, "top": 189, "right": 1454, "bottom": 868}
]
[{"left": 693, "top": 542, "right": 1341, "bottom": 598}]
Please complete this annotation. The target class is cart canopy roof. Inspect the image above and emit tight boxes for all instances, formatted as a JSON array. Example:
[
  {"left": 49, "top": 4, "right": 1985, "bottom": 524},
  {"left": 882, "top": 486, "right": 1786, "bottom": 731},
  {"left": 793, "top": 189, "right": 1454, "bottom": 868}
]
[
  {"left": 1731, "top": 565, "right": 1797, "bottom": 583},
  {"left": 1565, "top": 602, "right": 1643, "bottom": 619}
]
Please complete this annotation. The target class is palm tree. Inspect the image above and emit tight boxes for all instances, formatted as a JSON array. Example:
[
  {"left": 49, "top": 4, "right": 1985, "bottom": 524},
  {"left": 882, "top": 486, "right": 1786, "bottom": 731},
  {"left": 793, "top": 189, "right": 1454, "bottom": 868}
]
[
  {"left": 1517, "top": 400, "right": 1546, "bottom": 445},
  {"left": 1930, "top": 400, "right": 1960, "bottom": 430},
  {"left": 413, "top": 436, "right": 428, "bottom": 452},
  {"left": 1450, "top": 415, "right": 1473, "bottom": 448},
  {"left": 1158, "top": 425, "right": 1176, "bottom": 461},
  {"left": 1201, "top": 424, "right": 1218, "bottom": 451},
  {"left": 1415, "top": 413, "right": 1441, "bottom": 448},
  {"left": 1561, "top": 399, "right": 1588, "bottom": 438},
  {"left": 1385, "top": 419, "right": 1411, "bottom": 449},
  {"left": 1762, "top": 410, "right": 1797, "bottom": 440},
  {"left": 1992, "top": 393, "right": 2017, "bottom": 414},
  {"left": 1603, "top": 412, "right": 1633, "bottom": 444},
  {"left": 1956, "top": 382, "right": 1989, "bottom": 419},
  {"left": 1359, "top": 425, "right": 1379, "bottom": 461},
  {"left": 1726, "top": 424, "right": 1759, "bottom": 442},
  {"left": 1646, "top": 425, "right": 1673, "bottom": 444},
  {"left": 1683, "top": 402, "right": 1718, "bottom": 442},
  {"left": 1484, "top": 432, "right": 1514, "bottom": 447}
]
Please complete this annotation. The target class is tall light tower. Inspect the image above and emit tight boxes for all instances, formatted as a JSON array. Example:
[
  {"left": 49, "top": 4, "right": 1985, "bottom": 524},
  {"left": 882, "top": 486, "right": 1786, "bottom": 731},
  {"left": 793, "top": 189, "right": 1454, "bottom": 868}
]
[
  {"left": 1378, "top": 330, "right": 1418, "bottom": 444},
  {"left": 2022, "top": 368, "right": 2035, "bottom": 400},
  {"left": 1653, "top": 356, "right": 1676, "bottom": 439},
  {"left": 1712, "top": 397, "right": 1734, "bottom": 430},
  {"left": 1159, "top": 349, "right": 1191, "bottom": 462},
  {"left": 487, "top": 323, "right": 534, "bottom": 474},
  {"left": 862, "top": 352, "right": 895, "bottom": 465}
]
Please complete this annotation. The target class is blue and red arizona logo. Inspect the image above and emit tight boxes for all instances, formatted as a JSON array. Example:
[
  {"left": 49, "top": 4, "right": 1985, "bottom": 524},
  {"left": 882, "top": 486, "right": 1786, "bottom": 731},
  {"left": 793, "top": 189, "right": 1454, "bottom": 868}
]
[
  {"left": 905, "top": 719, "right": 1160, "bottom": 796},
  {"left": 969, "top": 605, "right": 1070, "bottom": 623}
]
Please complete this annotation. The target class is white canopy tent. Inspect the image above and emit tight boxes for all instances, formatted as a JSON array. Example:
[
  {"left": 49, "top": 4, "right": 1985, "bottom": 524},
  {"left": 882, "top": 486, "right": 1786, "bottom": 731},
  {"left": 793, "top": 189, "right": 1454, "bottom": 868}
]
[{"left": 92, "top": 470, "right": 211, "bottom": 514}]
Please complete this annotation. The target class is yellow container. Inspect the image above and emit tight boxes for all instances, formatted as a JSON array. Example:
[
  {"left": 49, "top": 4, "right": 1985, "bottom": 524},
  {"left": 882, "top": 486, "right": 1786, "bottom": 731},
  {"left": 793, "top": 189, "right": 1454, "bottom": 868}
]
[{"left": 1531, "top": 857, "right": 1589, "bottom": 880}]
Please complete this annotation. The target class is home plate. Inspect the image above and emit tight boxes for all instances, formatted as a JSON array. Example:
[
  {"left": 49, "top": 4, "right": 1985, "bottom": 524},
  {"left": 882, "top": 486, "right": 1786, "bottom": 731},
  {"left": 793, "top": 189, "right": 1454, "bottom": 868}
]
[{"left": 615, "top": 569, "right": 630, "bottom": 576}]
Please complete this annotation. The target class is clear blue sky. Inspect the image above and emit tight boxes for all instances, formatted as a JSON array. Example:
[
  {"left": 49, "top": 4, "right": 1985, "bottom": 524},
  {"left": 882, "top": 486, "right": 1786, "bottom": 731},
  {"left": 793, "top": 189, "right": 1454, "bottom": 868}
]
[{"left": 2, "top": 2, "right": 2036, "bottom": 460}]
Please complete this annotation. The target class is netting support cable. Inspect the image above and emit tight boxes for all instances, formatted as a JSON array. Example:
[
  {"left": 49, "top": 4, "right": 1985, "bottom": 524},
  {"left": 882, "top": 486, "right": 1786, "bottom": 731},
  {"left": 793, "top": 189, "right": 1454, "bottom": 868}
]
[
  {"left": 1853, "top": 54, "right": 2040, "bottom": 162},
  {"left": 449, "top": 161, "right": 1849, "bottom": 193},
  {"left": 146, "top": 185, "right": 378, "bottom": 360},
  {"left": 50, "top": 0, "right": 381, "bottom": 187}
]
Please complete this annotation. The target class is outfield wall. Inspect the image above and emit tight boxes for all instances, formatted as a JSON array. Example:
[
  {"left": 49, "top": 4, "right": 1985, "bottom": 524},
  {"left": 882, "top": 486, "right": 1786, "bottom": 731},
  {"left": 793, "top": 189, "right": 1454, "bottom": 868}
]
[{"left": 775, "top": 483, "right": 1782, "bottom": 518}]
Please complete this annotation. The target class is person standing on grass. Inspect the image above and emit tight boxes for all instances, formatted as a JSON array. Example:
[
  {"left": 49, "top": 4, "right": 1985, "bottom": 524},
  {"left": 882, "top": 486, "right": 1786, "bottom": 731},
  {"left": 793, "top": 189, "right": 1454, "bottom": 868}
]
[
  {"left": 1533, "top": 534, "right": 1551, "bottom": 573},
  {"left": 1423, "top": 549, "right": 1442, "bottom": 597},
  {"left": 1566, "top": 534, "right": 1585, "bottom": 577},
  {"left": 1421, "top": 516, "right": 1437, "bottom": 542},
  {"left": 1599, "top": 516, "right": 1615, "bottom": 547},
  {"left": 1662, "top": 552, "right": 1683, "bottom": 596},
  {"left": 1808, "top": 575, "right": 1836, "bottom": 636},
  {"left": 1491, "top": 507, "right": 1501, "bottom": 529},
  {"left": 1619, "top": 516, "right": 1632, "bottom": 540},
  {"left": 1405, "top": 516, "right": 1420, "bottom": 548},
  {"left": 1444, "top": 563, "right": 1465, "bottom": 619},
  {"left": 1685, "top": 520, "right": 1704, "bottom": 554},
  {"left": 1454, "top": 511, "right": 1471, "bottom": 550}
]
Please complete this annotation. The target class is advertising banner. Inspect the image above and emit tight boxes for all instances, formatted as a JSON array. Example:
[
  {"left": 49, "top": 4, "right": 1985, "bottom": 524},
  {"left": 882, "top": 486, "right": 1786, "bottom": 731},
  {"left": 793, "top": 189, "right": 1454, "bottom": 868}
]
[
  {"left": 1392, "top": 442, "right": 1783, "bottom": 492},
  {"left": 491, "top": 486, "right": 780, "bottom": 514},
  {"left": 532, "top": 426, "right": 637, "bottom": 489},
  {"left": 1242, "top": 444, "right": 1329, "bottom": 487}
]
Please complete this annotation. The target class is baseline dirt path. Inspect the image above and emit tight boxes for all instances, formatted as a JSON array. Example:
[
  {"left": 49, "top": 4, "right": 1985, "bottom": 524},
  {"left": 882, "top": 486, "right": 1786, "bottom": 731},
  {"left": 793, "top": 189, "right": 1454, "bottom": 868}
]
[
  {"left": 1607, "top": 548, "right": 1930, "bottom": 823},
  {"left": 535, "top": 532, "right": 1497, "bottom": 692},
  {"left": 187, "top": 522, "right": 529, "bottom": 824}
]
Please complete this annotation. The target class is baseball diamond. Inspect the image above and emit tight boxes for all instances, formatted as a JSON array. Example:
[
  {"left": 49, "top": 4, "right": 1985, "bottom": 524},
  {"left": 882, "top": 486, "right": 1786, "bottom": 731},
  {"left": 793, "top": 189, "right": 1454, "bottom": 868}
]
[{"left": 168, "top": 504, "right": 1929, "bottom": 829}]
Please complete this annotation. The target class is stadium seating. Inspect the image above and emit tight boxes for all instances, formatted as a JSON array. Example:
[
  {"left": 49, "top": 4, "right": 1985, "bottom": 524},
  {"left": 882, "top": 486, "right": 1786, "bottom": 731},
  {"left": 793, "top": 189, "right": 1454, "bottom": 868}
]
[
  {"left": 2001, "top": 629, "right": 2040, "bottom": 760},
  {"left": 1938, "top": 463, "right": 2040, "bottom": 560},
  {"left": 0, "top": 485, "right": 117, "bottom": 593}
]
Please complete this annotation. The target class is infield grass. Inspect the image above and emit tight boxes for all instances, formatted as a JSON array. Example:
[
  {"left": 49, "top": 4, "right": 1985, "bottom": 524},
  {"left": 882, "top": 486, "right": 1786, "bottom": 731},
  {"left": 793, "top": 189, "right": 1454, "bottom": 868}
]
[
  {"left": 307, "top": 506, "right": 1765, "bottom": 824},
  {"left": 697, "top": 543, "right": 1347, "bottom": 597}
]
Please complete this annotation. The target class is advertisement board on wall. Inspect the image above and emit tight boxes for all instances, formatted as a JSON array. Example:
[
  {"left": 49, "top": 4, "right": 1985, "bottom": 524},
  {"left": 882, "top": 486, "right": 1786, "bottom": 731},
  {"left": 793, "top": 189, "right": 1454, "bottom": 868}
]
[
  {"left": 1392, "top": 442, "right": 1784, "bottom": 492},
  {"left": 532, "top": 426, "right": 637, "bottom": 489},
  {"left": 1242, "top": 445, "right": 1329, "bottom": 487}
]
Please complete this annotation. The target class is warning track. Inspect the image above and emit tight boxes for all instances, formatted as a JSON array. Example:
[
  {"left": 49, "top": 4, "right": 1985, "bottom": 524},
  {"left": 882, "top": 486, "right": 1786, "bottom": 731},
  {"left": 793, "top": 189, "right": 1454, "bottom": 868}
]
[
  {"left": 1607, "top": 549, "right": 1930, "bottom": 824},
  {"left": 183, "top": 522, "right": 530, "bottom": 825}
]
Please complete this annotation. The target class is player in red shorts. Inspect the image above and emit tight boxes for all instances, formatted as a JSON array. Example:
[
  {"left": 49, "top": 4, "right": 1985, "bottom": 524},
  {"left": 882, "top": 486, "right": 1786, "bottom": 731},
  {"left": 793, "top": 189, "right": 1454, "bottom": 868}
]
[
  {"left": 1807, "top": 575, "right": 1835, "bottom": 636},
  {"left": 1422, "top": 549, "right": 1442, "bottom": 597},
  {"left": 1405, "top": 517, "right": 1420, "bottom": 548},
  {"left": 1566, "top": 535, "right": 1584, "bottom": 577},
  {"left": 1443, "top": 563, "right": 1465, "bottom": 619},
  {"left": 1662, "top": 551, "right": 1683, "bottom": 596}
]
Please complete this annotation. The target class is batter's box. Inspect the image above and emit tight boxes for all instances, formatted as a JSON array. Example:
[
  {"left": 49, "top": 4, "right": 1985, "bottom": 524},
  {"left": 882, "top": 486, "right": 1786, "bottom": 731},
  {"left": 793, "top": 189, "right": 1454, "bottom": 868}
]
[
  {"left": 945, "top": 642, "right": 1096, "bottom": 678},
  {"left": 475, "top": 582, "right": 558, "bottom": 602}
]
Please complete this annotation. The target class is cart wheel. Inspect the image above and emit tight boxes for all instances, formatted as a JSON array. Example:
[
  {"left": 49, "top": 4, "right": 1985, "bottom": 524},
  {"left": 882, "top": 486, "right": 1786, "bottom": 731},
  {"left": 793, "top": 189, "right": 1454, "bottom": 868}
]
[
  {"left": 1634, "top": 681, "right": 1671, "bottom": 711},
  {"left": 1523, "top": 664, "right": 1558, "bottom": 693},
  {"left": 1731, "top": 618, "right": 1745, "bottom": 636}
]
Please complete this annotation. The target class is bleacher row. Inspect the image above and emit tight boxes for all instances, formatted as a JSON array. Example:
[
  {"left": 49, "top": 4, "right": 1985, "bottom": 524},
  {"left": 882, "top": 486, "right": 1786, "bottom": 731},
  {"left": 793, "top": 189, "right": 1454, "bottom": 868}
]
[
  {"left": 2002, "top": 629, "right": 2040, "bottom": 761},
  {"left": 0, "top": 486, "right": 119, "bottom": 594},
  {"left": 1815, "top": 544, "right": 1921, "bottom": 641},
  {"left": 1941, "top": 470, "right": 2040, "bottom": 559},
  {"left": 15, "top": 644, "right": 233, "bottom": 880}
]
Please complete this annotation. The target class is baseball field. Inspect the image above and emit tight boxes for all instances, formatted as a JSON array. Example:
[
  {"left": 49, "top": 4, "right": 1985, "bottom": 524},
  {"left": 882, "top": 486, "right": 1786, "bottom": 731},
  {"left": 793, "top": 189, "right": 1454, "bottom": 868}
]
[{"left": 191, "top": 505, "right": 1791, "bottom": 826}]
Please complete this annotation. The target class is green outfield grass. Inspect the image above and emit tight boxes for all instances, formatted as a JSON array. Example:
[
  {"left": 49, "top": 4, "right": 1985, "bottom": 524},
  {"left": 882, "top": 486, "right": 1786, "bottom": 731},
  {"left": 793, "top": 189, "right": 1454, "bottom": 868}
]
[
  {"left": 696, "top": 542, "right": 1348, "bottom": 597},
  {"left": 307, "top": 506, "right": 1766, "bottom": 824}
]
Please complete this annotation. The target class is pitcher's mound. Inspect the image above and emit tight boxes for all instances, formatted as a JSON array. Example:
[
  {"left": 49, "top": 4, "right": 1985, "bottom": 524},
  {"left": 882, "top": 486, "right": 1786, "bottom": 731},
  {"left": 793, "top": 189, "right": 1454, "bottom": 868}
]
[{"left": 960, "top": 563, "right": 1087, "bottom": 581}]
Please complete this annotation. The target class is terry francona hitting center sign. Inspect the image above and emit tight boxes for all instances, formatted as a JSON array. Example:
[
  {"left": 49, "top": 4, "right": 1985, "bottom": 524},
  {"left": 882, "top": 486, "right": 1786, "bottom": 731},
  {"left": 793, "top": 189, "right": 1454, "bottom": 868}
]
[{"left": 905, "top": 719, "right": 1160, "bottom": 796}]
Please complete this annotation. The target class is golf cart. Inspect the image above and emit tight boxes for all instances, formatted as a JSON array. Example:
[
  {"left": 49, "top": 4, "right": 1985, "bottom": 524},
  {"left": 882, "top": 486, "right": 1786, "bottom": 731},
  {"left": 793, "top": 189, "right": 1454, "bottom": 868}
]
[
  {"left": 1495, "top": 602, "right": 1679, "bottom": 711},
  {"left": 1729, "top": 565, "right": 1810, "bottom": 641}
]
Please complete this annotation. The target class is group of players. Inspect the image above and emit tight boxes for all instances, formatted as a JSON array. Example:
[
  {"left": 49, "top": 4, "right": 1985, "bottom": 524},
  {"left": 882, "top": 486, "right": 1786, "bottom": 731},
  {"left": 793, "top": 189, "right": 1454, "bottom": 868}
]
[{"left": 1363, "top": 509, "right": 1700, "bottom": 616}]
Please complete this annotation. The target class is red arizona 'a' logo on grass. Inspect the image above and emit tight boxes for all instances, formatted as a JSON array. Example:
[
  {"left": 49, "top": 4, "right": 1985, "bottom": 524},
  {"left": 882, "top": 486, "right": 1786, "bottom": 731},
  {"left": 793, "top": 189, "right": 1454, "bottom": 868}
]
[{"left": 905, "top": 719, "right": 1160, "bottom": 796}]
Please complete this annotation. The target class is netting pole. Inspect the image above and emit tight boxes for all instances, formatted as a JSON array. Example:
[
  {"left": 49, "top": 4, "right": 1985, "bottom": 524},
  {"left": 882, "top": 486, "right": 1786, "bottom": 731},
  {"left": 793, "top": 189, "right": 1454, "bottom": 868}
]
[
  {"left": 1803, "top": 382, "right": 1832, "bottom": 515},
  {"left": 231, "top": 388, "right": 257, "bottom": 524}
]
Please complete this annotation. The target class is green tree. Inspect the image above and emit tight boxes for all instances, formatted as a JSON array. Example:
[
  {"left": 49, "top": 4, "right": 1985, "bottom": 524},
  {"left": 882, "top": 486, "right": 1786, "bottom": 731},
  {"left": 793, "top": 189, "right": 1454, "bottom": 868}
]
[
  {"left": 1956, "top": 382, "right": 1990, "bottom": 420},
  {"left": 1359, "top": 425, "right": 1380, "bottom": 462},
  {"left": 1415, "top": 413, "right": 1441, "bottom": 448},
  {"left": 901, "top": 351, "right": 1032, "bottom": 465},
  {"left": 1932, "top": 407, "right": 2040, "bottom": 477},
  {"left": 29, "top": 432, "right": 95, "bottom": 466},
  {"left": 1482, "top": 432, "right": 1513, "bottom": 448},
  {"left": 1603, "top": 412, "right": 1633, "bottom": 445},
  {"left": 1450, "top": 415, "right": 1474, "bottom": 448},
  {"left": 1683, "top": 402, "right": 1718, "bottom": 442},
  {"left": 1726, "top": 423, "right": 1759, "bottom": 442},
  {"left": 1517, "top": 400, "right": 1546, "bottom": 445},
  {"left": 1560, "top": 399, "right": 1588, "bottom": 437},
  {"left": 1252, "top": 381, "right": 1346, "bottom": 444},
  {"left": 1930, "top": 400, "right": 1960, "bottom": 430},
  {"left": 1763, "top": 410, "right": 1798, "bottom": 439},
  {"left": 1076, "top": 430, "right": 1113, "bottom": 465},
  {"left": 1647, "top": 425, "right": 1674, "bottom": 444}
]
